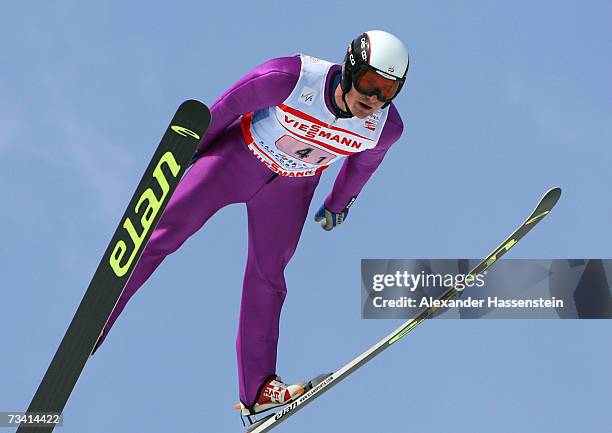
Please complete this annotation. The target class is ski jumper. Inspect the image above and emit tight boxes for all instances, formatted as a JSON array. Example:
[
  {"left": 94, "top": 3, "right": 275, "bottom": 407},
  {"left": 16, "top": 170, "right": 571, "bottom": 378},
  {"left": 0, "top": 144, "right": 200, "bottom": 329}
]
[{"left": 95, "top": 54, "right": 404, "bottom": 406}]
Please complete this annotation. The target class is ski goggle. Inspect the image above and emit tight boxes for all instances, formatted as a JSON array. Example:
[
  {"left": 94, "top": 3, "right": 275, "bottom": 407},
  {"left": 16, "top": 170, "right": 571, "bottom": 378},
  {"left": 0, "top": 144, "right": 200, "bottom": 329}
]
[{"left": 352, "top": 67, "right": 402, "bottom": 102}]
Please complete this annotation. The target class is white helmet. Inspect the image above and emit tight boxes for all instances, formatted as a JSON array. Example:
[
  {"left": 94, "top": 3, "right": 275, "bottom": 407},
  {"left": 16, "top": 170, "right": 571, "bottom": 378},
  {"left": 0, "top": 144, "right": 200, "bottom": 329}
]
[{"left": 341, "top": 30, "right": 409, "bottom": 107}]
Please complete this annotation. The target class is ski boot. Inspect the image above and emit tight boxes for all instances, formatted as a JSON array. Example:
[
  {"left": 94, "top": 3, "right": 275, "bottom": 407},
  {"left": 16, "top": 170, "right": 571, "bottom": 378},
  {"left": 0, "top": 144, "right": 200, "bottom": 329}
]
[{"left": 235, "top": 375, "right": 305, "bottom": 417}]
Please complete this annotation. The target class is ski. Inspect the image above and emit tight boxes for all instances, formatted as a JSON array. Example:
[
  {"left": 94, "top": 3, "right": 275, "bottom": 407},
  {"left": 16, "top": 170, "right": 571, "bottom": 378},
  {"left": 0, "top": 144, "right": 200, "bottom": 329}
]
[
  {"left": 17, "top": 100, "right": 211, "bottom": 433},
  {"left": 246, "top": 187, "right": 562, "bottom": 433}
]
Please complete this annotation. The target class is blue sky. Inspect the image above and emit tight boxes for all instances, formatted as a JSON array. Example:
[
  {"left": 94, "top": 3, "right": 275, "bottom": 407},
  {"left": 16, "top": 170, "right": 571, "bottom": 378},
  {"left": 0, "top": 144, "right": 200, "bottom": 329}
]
[{"left": 1, "top": 1, "right": 611, "bottom": 432}]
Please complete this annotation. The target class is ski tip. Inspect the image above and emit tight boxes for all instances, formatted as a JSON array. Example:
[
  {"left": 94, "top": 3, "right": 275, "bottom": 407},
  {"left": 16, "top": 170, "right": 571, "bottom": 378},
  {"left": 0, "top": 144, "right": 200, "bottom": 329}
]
[
  {"left": 541, "top": 187, "right": 562, "bottom": 209},
  {"left": 178, "top": 99, "right": 208, "bottom": 110},
  {"left": 523, "top": 187, "right": 562, "bottom": 227},
  {"left": 171, "top": 100, "right": 211, "bottom": 136},
  {"left": 183, "top": 99, "right": 210, "bottom": 113}
]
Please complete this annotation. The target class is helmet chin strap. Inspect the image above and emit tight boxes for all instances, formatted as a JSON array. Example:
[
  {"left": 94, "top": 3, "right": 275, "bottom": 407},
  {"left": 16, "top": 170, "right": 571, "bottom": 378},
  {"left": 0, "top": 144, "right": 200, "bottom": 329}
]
[
  {"left": 332, "top": 70, "right": 354, "bottom": 118},
  {"left": 337, "top": 89, "right": 354, "bottom": 118}
]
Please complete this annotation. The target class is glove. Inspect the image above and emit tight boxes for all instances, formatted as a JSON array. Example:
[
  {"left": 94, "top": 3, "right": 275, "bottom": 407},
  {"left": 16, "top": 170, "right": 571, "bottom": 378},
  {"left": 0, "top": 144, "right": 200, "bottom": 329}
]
[{"left": 314, "top": 204, "right": 349, "bottom": 231}]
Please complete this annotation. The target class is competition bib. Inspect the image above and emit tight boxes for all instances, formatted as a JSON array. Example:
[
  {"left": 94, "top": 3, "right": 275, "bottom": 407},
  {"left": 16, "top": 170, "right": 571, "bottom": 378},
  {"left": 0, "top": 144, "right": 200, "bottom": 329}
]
[{"left": 241, "top": 54, "right": 389, "bottom": 177}]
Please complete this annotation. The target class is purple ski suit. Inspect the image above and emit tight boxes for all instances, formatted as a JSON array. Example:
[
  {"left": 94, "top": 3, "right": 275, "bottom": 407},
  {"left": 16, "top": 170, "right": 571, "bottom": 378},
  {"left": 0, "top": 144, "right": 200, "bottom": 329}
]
[{"left": 96, "top": 55, "right": 404, "bottom": 406}]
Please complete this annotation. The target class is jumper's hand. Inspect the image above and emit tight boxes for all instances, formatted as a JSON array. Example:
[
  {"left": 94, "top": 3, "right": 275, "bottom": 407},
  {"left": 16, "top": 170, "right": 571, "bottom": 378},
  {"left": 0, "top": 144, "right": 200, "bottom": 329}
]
[{"left": 314, "top": 204, "right": 349, "bottom": 231}]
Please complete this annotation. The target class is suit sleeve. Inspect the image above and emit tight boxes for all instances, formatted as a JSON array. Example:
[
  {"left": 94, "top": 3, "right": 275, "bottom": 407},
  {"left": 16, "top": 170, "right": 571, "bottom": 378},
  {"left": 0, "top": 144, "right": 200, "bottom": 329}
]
[
  {"left": 324, "top": 104, "right": 404, "bottom": 213},
  {"left": 196, "top": 55, "right": 301, "bottom": 152}
]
